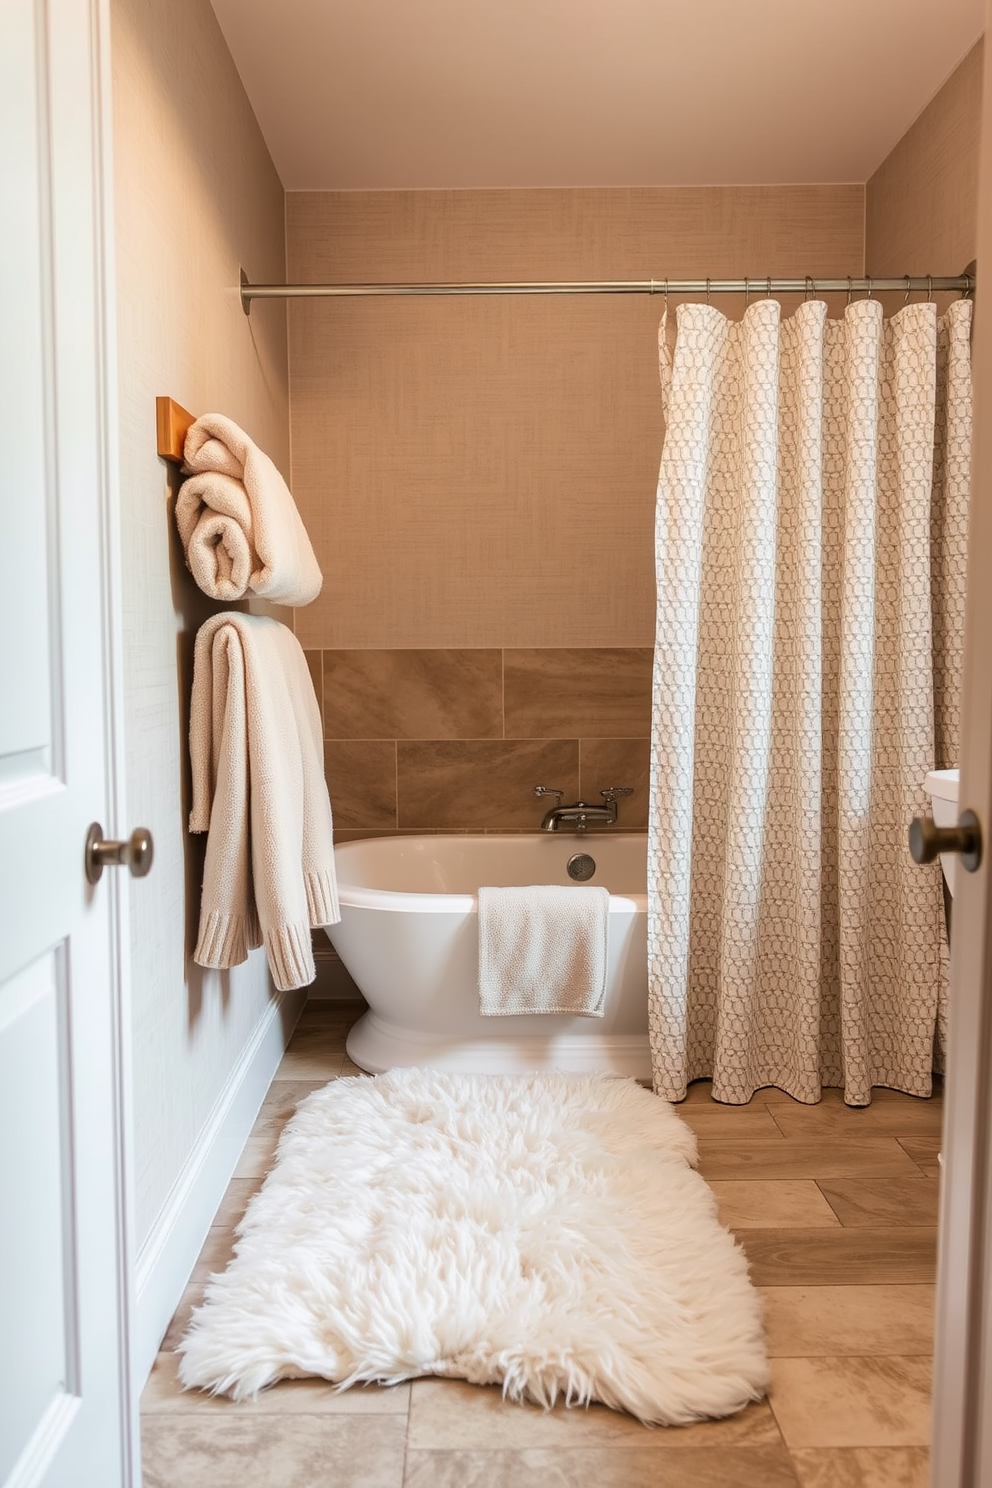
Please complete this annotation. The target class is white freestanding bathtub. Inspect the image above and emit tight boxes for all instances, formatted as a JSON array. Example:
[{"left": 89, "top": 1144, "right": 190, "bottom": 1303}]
[{"left": 324, "top": 833, "right": 649, "bottom": 1077}]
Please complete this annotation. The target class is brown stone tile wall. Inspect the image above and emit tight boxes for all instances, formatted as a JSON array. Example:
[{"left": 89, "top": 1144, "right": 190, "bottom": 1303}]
[{"left": 310, "top": 647, "right": 651, "bottom": 834}]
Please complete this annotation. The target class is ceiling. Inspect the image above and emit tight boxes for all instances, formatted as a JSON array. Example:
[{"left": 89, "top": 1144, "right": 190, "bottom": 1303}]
[{"left": 208, "top": 0, "right": 984, "bottom": 192}]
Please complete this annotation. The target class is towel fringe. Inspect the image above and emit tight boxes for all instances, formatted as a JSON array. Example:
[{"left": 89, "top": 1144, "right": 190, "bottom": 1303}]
[
  {"left": 306, "top": 868, "right": 341, "bottom": 928},
  {"left": 195, "top": 910, "right": 254, "bottom": 969},
  {"left": 265, "top": 920, "right": 317, "bottom": 991}
]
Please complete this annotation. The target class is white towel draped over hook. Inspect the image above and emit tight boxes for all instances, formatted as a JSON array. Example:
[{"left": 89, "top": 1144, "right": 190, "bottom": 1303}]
[{"left": 189, "top": 612, "right": 339, "bottom": 991}]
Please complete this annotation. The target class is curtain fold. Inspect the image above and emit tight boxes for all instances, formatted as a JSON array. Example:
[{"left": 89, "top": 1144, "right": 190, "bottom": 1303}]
[{"left": 648, "top": 297, "right": 972, "bottom": 1105}]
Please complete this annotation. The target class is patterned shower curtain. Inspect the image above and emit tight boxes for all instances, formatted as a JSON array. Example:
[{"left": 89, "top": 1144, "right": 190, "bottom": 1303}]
[{"left": 647, "top": 297, "right": 971, "bottom": 1105}]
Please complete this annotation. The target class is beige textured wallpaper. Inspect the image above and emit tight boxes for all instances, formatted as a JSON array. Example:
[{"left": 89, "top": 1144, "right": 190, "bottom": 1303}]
[
  {"left": 113, "top": 0, "right": 290, "bottom": 1250},
  {"left": 288, "top": 186, "right": 865, "bottom": 651},
  {"left": 866, "top": 41, "right": 983, "bottom": 290}
]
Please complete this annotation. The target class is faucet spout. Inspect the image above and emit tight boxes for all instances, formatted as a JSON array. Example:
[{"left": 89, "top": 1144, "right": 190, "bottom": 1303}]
[
  {"left": 540, "top": 801, "right": 614, "bottom": 832},
  {"left": 534, "top": 785, "right": 634, "bottom": 833}
]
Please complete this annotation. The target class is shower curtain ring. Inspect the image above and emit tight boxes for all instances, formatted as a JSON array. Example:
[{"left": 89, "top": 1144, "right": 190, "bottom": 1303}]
[
  {"left": 706, "top": 278, "right": 711, "bottom": 303},
  {"left": 904, "top": 274, "right": 912, "bottom": 304},
  {"left": 927, "top": 275, "right": 933, "bottom": 303},
  {"left": 767, "top": 276, "right": 772, "bottom": 299},
  {"left": 866, "top": 275, "right": 873, "bottom": 300},
  {"left": 664, "top": 278, "right": 669, "bottom": 309},
  {"left": 805, "top": 276, "right": 814, "bottom": 301},
  {"left": 847, "top": 277, "right": 853, "bottom": 306}
]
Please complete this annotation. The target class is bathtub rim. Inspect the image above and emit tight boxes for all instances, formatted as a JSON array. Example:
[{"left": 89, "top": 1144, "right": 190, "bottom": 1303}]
[{"left": 328, "top": 831, "right": 648, "bottom": 915}]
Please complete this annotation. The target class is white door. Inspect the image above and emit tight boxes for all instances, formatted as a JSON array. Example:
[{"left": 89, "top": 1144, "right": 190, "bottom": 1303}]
[
  {"left": 0, "top": 1, "right": 133, "bottom": 1486},
  {"left": 930, "top": 8, "right": 992, "bottom": 1485}
]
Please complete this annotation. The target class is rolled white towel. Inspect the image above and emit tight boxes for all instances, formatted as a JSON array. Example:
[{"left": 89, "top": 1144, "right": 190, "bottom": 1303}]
[{"left": 176, "top": 413, "right": 322, "bottom": 606}]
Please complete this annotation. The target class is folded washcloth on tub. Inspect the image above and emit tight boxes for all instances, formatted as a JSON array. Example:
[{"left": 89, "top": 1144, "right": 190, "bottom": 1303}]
[
  {"left": 478, "top": 884, "right": 609, "bottom": 1017},
  {"left": 176, "top": 413, "right": 322, "bottom": 605},
  {"left": 189, "top": 612, "right": 340, "bottom": 991}
]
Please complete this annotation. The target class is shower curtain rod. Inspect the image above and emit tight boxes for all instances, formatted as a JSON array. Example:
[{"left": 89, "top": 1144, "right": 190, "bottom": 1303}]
[{"left": 239, "top": 269, "right": 974, "bottom": 314}]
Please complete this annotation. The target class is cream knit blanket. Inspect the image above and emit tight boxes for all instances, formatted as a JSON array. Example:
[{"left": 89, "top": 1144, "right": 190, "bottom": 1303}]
[
  {"left": 176, "top": 413, "right": 322, "bottom": 605},
  {"left": 189, "top": 612, "right": 340, "bottom": 991}
]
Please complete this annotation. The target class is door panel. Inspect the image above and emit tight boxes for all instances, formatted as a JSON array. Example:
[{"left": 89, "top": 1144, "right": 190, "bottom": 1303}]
[
  {"left": 930, "top": 6, "right": 992, "bottom": 1484},
  {"left": 0, "top": 954, "right": 74, "bottom": 1483},
  {"left": 0, "top": 1, "right": 130, "bottom": 1485}
]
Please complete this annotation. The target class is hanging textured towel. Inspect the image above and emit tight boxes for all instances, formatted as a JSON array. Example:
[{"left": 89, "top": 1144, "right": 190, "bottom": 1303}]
[
  {"left": 478, "top": 885, "right": 609, "bottom": 1016},
  {"left": 189, "top": 612, "right": 340, "bottom": 991},
  {"left": 176, "top": 413, "right": 323, "bottom": 605}
]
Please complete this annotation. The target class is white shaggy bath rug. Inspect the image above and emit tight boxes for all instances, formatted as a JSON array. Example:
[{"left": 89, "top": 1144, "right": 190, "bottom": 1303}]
[{"left": 178, "top": 1070, "right": 768, "bottom": 1424}]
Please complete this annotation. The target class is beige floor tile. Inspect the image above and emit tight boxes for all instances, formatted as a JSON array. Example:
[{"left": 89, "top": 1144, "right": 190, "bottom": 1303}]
[
  {"left": 709, "top": 1181, "right": 841, "bottom": 1229},
  {"left": 407, "top": 1379, "right": 780, "bottom": 1450},
  {"left": 759, "top": 1286, "right": 935, "bottom": 1357},
  {"left": 769, "top": 1357, "right": 932, "bottom": 1448},
  {"left": 896, "top": 1136, "right": 942, "bottom": 1178},
  {"left": 817, "top": 1177, "right": 939, "bottom": 1228},
  {"left": 161, "top": 1280, "right": 203, "bottom": 1352},
  {"left": 790, "top": 1445, "right": 929, "bottom": 1487},
  {"left": 677, "top": 1108, "right": 786, "bottom": 1138},
  {"left": 275, "top": 1038, "right": 347, "bottom": 1081},
  {"left": 737, "top": 1227, "right": 937, "bottom": 1286},
  {"left": 209, "top": 1178, "right": 262, "bottom": 1231},
  {"left": 768, "top": 1102, "right": 943, "bottom": 1139},
  {"left": 140, "top": 1414, "right": 406, "bottom": 1488},
  {"left": 142, "top": 1350, "right": 410, "bottom": 1415},
  {"left": 158, "top": 1229, "right": 237, "bottom": 1351},
  {"left": 697, "top": 1138, "right": 921, "bottom": 1182},
  {"left": 193, "top": 1223, "right": 237, "bottom": 1268},
  {"left": 403, "top": 1444, "right": 800, "bottom": 1487},
  {"left": 257, "top": 1077, "right": 331, "bottom": 1118},
  {"left": 790, "top": 1445, "right": 929, "bottom": 1486},
  {"left": 141, "top": 1030, "right": 946, "bottom": 1483},
  {"left": 233, "top": 1132, "right": 281, "bottom": 1179}
]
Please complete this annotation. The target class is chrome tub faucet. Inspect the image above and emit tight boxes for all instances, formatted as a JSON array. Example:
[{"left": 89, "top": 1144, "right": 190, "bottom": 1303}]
[{"left": 533, "top": 785, "right": 634, "bottom": 832}]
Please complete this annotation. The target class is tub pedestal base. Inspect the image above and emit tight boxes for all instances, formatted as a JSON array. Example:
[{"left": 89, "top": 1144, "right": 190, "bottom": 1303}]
[{"left": 346, "top": 1010, "right": 652, "bottom": 1080}]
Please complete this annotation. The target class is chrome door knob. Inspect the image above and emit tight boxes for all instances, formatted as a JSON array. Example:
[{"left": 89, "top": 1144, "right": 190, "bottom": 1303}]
[
  {"left": 908, "top": 810, "right": 982, "bottom": 874},
  {"left": 85, "top": 822, "right": 155, "bottom": 885}
]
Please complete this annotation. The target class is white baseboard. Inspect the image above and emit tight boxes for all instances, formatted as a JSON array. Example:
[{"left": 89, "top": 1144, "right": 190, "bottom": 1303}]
[{"left": 132, "top": 986, "right": 305, "bottom": 1391}]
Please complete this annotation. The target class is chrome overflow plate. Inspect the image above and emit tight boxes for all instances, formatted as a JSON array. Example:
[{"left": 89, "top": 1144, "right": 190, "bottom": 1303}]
[{"left": 567, "top": 852, "right": 597, "bottom": 882}]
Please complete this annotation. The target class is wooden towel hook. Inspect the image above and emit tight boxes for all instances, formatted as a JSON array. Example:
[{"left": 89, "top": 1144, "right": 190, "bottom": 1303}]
[{"left": 156, "top": 396, "right": 196, "bottom": 464}]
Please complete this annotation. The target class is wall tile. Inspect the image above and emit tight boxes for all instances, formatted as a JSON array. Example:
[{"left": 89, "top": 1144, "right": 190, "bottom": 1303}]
[
  {"left": 504, "top": 649, "right": 653, "bottom": 737},
  {"left": 325, "top": 741, "right": 397, "bottom": 829},
  {"left": 323, "top": 649, "right": 502, "bottom": 739},
  {"left": 304, "top": 649, "right": 323, "bottom": 728},
  {"left": 397, "top": 740, "right": 579, "bottom": 829},
  {"left": 579, "top": 739, "right": 650, "bottom": 827},
  {"left": 866, "top": 42, "right": 981, "bottom": 287},
  {"left": 289, "top": 185, "right": 865, "bottom": 652}
]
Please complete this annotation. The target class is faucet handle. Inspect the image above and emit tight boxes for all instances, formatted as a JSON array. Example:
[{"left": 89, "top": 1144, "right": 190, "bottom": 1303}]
[
  {"left": 600, "top": 786, "right": 634, "bottom": 800},
  {"left": 534, "top": 785, "right": 564, "bottom": 804}
]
